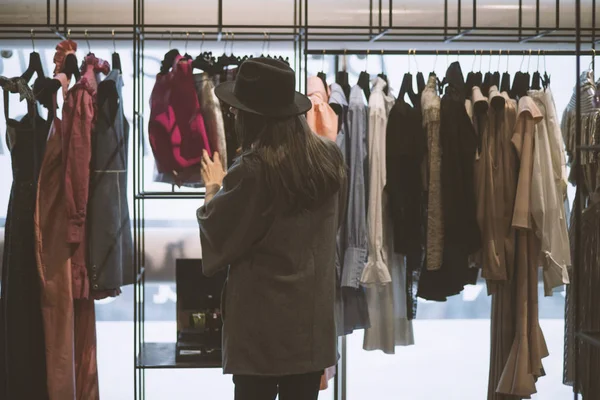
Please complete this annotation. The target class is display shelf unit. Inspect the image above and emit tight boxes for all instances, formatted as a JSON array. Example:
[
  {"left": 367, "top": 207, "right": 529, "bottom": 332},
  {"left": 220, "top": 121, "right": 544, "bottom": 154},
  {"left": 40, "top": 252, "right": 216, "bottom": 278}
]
[{"left": 0, "top": 0, "right": 598, "bottom": 399}]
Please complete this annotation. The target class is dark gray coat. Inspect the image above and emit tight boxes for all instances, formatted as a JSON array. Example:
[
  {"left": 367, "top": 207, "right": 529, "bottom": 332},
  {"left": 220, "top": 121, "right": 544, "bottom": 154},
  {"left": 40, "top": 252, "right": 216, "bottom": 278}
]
[{"left": 197, "top": 151, "right": 345, "bottom": 376}]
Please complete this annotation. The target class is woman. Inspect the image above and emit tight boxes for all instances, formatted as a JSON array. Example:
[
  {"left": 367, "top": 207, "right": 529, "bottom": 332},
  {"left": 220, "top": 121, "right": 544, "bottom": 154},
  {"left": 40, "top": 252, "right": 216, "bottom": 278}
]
[{"left": 197, "top": 57, "right": 347, "bottom": 400}]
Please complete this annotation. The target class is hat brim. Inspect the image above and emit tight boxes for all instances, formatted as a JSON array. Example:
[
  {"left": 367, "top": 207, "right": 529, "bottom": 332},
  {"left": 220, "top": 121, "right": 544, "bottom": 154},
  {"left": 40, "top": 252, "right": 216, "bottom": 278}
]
[{"left": 214, "top": 81, "right": 312, "bottom": 118}]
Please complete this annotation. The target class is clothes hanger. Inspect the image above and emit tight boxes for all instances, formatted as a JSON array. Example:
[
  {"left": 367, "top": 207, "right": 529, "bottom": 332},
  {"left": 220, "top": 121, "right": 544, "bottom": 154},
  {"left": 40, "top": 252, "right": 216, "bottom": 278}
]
[
  {"left": 482, "top": 49, "right": 493, "bottom": 96},
  {"left": 500, "top": 50, "right": 511, "bottom": 93},
  {"left": 317, "top": 50, "right": 328, "bottom": 91},
  {"left": 377, "top": 50, "right": 390, "bottom": 95},
  {"left": 464, "top": 49, "right": 478, "bottom": 98},
  {"left": 111, "top": 30, "right": 123, "bottom": 74},
  {"left": 21, "top": 29, "right": 45, "bottom": 83},
  {"left": 531, "top": 49, "right": 542, "bottom": 90},
  {"left": 335, "top": 51, "right": 351, "bottom": 100},
  {"left": 84, "top": 30, "right": 93, "bottom": 56},
  {"left": 357, "top": 50, "right": 371, "bottom": 100},
  {"left": 59, "top": 31, "right": 80, "bottom": 81},
  {"left": 492, "top": 49, "right": 501, "bottom": 88},
  {"left": 183, "top": 32, "right": 193, "bottom": 60},
  {"left": 398, "top": 49, "right": 417, "bottom": 105},
  {"left": 160, "top": 31, "right": 180, "bottom": 75},
  {"left": 192, "top": 32, "right": 216, "bottom": 73},
  {"left": 413, "top": 49, "right": 426, "bottom": 95},
  {"left": 542, "top": 50, "right": 550, "bottom": 89}
]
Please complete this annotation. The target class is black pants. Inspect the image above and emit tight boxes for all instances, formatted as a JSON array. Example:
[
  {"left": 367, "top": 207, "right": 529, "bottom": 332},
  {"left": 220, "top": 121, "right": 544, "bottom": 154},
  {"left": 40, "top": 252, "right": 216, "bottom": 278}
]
[{"left": 233, "top": 371, "right": 323, "bottom": 400}]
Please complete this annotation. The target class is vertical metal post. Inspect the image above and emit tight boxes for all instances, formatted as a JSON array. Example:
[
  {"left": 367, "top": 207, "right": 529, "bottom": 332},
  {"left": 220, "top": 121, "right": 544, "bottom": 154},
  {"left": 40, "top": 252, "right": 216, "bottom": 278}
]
[
  {"left": 299, "top": 0, "right": 303, "bottom": 93},
  {"left": 473, "top": 0, "right": 476, "bottom": 28},
  {"left": 379, "top": 0, "right": 383, "bottom": 31},
  {"left": 389, "top": 0, "right": 393, "bottom": 27},
  {"left": 132, "top": 0, "right": 139, "bottom": 397},
  {"left": 556, "top": 0, "right": 560, "bottom": 28},
  {"left": 47, "top": 0, "right": 50, "bottom": 26},
  {"left": 55, "top": 0, "right": 59, "bottom": 31},
  {"left": 573, "top": 0, "right": 582, "bottom": 397},
  {"left": 304, "top": 0, "right": 308, "bottom": 93},
  {"left": 458, "top": 0, "right": 461, "bottom": 32},
  {"left": 218, "top": 0, "right": 223, "bottom": 40},
  {"left": 444, "top": 0, "right": 448, "bottom": 40},
  {"left": 64, "top": 0, "right": 67, "bottom": 36},
  {"left": 369, "top": 0, "right": 373, "bottom": 37},
  {"left": 593, "top": 0, "right": 596, "bottom": 73},
  {"left": 536, "top": 0, "right": 540, "bottom": 34},
  {"left": 518, "top": 0, "right": 523, "bottom": 42}
]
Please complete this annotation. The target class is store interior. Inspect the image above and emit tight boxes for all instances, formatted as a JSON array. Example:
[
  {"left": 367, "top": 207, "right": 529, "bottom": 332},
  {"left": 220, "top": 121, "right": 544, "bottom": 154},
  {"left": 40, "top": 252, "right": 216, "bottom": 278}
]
[{"left": 0, "top": 0, "right": 599, "bottom": 399}]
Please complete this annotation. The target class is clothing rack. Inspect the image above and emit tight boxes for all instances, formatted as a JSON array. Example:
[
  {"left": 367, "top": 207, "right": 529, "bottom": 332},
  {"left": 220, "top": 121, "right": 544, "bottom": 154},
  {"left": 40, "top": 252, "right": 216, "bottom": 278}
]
[{"left": 0, "top": 0, "right": 599, "bottom": 399}]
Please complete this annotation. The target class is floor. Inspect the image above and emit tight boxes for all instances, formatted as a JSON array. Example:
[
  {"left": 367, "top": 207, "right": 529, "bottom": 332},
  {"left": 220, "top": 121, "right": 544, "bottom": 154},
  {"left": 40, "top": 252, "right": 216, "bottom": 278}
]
[{"left": 97, "top": 319, "right": 574, "bottom": 400}]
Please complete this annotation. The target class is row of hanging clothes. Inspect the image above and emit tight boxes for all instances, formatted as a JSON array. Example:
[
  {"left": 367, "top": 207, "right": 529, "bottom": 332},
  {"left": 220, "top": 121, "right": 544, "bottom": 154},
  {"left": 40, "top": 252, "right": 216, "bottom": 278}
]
[
  {"left": 148, "top": 34, "right": 291, "bottom": 187},
  {"left": 307, "top": 49, "right": 573, "bottom": 399},
  {"left": 562, "top": 65, "right": 600, "bottom": 400},
  {"left": 0, "top": 36, "right": 131, "bottom": 400}
]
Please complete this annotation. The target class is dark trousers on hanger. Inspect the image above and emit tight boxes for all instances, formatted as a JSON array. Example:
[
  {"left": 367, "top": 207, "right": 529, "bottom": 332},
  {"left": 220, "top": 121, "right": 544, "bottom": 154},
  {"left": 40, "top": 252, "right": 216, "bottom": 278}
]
[{"left": 233, "top": 371, "right": 323, "bottom": 400}]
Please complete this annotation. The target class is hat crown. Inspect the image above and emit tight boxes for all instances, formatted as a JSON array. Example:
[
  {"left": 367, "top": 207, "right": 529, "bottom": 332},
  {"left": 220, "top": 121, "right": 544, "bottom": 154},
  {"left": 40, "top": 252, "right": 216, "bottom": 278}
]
[{"left": 234, "top": 58, "right": 296, "bottom": 111}]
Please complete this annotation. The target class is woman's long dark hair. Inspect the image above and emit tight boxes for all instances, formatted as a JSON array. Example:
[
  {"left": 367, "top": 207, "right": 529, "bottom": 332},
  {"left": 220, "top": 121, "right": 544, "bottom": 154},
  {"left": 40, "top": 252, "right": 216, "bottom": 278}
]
[{"left": 235, "top": 110, "right": 346, "bottom": 215}]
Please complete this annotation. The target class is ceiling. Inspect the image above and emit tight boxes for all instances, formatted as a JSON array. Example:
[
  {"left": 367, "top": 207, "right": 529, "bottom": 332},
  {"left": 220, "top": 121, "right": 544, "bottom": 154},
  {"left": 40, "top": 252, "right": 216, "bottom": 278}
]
[{"left": 0, "top": 0, "right": 595, "bottom": 28}]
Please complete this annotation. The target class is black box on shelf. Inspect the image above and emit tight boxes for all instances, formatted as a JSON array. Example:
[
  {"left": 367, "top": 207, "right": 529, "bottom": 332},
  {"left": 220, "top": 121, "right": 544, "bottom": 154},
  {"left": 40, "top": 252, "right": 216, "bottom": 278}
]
[{"left": 175, "top": 258, "right": 227, "bottom": 364}]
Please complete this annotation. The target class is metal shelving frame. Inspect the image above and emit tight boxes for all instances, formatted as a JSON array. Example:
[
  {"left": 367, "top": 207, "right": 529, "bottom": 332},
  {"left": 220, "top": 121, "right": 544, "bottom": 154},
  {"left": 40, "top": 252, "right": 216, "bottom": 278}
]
[{"left": 0, "top": 0, "right": 598, "bottom": 399}]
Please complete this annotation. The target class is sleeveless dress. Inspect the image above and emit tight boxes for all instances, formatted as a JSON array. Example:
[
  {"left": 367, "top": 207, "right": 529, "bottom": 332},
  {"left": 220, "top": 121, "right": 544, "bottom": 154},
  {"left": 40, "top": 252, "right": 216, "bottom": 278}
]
[{"left": 0, "top": 76, "right": 49, "bottom": 399}]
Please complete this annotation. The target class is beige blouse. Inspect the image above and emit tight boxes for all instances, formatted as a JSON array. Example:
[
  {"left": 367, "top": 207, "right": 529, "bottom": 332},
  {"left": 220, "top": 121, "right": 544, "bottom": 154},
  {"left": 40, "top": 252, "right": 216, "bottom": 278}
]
[{"left": 421, "top": 75, "right": 444, "bottom": 271}]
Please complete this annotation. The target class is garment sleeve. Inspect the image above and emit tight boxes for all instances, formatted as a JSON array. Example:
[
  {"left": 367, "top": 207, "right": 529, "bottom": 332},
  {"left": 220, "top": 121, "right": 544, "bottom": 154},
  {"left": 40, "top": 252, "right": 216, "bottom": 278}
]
[
  {"left": 197, "top": 161, "right": 268, "bottom": 277},
  {"left": 361, "top": 109, "right": 392, "bottom": 285},
  {"left": 341, "top": 103, "right": 369, "bottom": 288},
  {"left": 62, "top": 89, "right": 94, "bottom": 244}
]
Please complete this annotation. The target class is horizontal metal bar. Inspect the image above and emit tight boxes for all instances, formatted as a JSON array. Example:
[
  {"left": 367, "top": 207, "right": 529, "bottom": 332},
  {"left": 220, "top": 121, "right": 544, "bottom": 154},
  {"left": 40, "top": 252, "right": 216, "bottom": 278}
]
[
  {"left": 135, "top": 192, "right": 206, "bottom": 200},
  {"left": 306, "top": 49, "right": 600, "bottom": 55},
  {"left": 0, "top": 23, "right": 596, "bottom": 32}
]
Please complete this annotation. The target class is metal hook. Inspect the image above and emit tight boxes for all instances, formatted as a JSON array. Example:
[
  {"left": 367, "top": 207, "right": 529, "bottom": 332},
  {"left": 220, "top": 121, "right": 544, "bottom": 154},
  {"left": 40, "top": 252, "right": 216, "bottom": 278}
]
[
  {"left": 456, "top": 49, "right": 460, "bottom": 63},
  {"left": 479, "top": 49, "right": 483, "bottom": 72},
  {"left": 222, "top": 32, "right": 229, "bottom": 54},
  {"left": 30, "top": 29, "right": 35, "bottom": 52},
  {"left": 506, "top": 49, "right": 510, "bottom": 72},
  {"left": 261, "top": 32, "right": 268, "bottom": 54},
  {"left": 230, "top": 32, "right": 235, "bottom": 55},
  {"left": 519, "top": 50, "right": 526, "bottom": 70},
  {"left": 366, "top": 49, "right": 370, "bottom": 71},
  {"left": 184, "top": 32, "right": 190, "bottom": 54},
  {"left": 321, "top": 49, "right": 326, "bottom": 71},
  {"left": 543, "top": 50, "right": 547, "bottom": 72},
  {"left": 112, "top": 29, "right": 116, "bottom": 53},
  {"left": 433, "top": 49, "right": 438, "bottom": 72},
  {"left": 489, "top": 49, "right": 492, "bottom": 72},
  {"left": 407, "top": 49, "right": 412, "bottom": 73},
  {"left": 199, "top": 31, "right": 205, "bottom": 53},
  {"left": 537, "top": 49, "right": 541, "bottom": 71},
  {"left": 168, "top": 30, "right": 173, "bottom": 50},
  {"left": 412, "top": 49, "right": 420, "bottom": 71},
  {"left": 67, "top": 29, "right": 71, "bottom": 40},
  {"left": 527, "top": 49, "right": 532, "bottom": 72},
  {"left": 381, "top": 49, "right": 385, "bottom": 75},
  {"left": 472, "top": 49, "right": 477, "bottom": 70},
  {"left": 498, "top": 49, "right": 502, "bottom": 71},
  {"left": 267, "top": 32, "right": 271, "bottom": 54},
  {"left": 85, "top": 30, "right": 91, "bottom": 54}
]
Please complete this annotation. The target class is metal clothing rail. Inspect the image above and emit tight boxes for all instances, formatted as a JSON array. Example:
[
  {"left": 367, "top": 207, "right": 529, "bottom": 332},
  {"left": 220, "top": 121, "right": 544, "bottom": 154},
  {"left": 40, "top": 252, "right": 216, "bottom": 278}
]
[{"left": 304, "top": 49, "right": 599, "bottom": 56}]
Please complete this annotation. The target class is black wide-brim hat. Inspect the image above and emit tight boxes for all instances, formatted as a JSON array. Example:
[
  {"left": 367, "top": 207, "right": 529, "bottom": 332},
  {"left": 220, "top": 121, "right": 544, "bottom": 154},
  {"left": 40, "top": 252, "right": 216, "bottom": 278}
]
[{"left": 215, "top": 57, "right": 312, "bottom": 118}]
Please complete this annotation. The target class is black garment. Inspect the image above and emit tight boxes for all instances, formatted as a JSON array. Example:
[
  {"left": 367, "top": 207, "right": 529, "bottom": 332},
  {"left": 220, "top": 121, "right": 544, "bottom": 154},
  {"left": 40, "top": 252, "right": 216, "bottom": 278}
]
[
  {"left": 233, "top": 371, "right": 323, "bottom": 400},
  {"left": 418, "top": 62, "right": 481, "bottom": 302},
  {"left": 385, "top": 99, "right": 426, "bottom": 319},
  {"left": 0, "top": 83, "right": 49, "bottom": 400}
]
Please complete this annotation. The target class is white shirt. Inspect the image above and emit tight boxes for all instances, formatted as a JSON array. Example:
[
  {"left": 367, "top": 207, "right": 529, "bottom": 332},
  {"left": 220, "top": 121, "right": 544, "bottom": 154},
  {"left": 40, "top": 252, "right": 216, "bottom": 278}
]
[
  {"left": 529, "top": 88, "right": 571, "bottom": 296},
  {"left": 361, "top": 77, "right": 396, "bottom": 285}
]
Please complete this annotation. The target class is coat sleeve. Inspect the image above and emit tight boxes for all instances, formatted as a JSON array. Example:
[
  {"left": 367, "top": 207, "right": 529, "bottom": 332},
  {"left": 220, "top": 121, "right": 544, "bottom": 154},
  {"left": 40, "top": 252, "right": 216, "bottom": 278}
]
[
  {"left": 197, "top": 160, "right": 268, "bottom": 276},
  {"left": 341, "top": 103, "right": 369, "bottom": 288},
  {"left": 62, "top": 88, "right": 94, "bottom": 244},
  {"left": 361, "top": 108, "right": 392, "bottom": 285}
]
